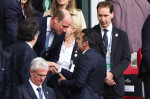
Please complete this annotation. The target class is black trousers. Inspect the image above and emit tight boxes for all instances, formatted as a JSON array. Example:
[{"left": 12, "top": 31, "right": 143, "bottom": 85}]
[
  {"left": 143, "top": 73, "right": 150, "bottom": 99},
  {"left": 103, "top": 84, "right": 122, "bottom": 99}
]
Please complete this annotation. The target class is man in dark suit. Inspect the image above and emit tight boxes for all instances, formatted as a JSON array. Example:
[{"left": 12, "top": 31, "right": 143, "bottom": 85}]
[
  {"left": 138, "top": 1, "right": 150, "bottom": 99},
  {"left": 12, "top": 57, "right": 56, "bottom": 99},
  {"left": 34, "top": 9, "right": 72, "bottom": 62},
  {"left": 51, "top": 28, "right": 106, "bottom": 99},
  {"left": 0, "top": 0, "right": 23, "bottom": 49},
  {"left": 5, "top": 18, "right": 39, "bottom": 89},
  {"left": 0, "top": 42, "right": 11, "bottom": 99},
  {"left": 93, "top": 1, "right": 131, "bottom": 99}
]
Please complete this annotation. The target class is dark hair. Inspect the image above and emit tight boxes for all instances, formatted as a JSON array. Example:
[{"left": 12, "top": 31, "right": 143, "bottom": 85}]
[
  {"left": 97, "top": 1, "right": 113, "bottom": 13},
  {"left": 52, "top": 9, "right": 65, "bottom": 22},
  {"left": 17, "top": 18, "right": 39, "bottom": 41},
  {"left": 24, "top": 0, "right": 37, "bottom": 17},
  {"left": 81, "top": 28, "right": 100, "bottom": 48}
]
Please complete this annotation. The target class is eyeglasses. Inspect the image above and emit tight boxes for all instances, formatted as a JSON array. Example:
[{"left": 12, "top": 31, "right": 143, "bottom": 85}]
[{"left": 33, "top": 71, "right": 47, "bottom": 78}]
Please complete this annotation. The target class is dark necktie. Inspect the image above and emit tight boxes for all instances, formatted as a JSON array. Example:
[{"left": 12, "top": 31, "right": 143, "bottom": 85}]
[
  {"left": 37, "top": 87, "right": 43, "bottom": 99},
  {"left": 103, "top": 29, "right": 108, "bottom": 52}
]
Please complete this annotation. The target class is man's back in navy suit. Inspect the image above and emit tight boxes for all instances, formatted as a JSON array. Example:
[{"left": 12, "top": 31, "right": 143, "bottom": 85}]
[
  {"left": 57, "top": 29, "right": 106, "bottom": 99},
  {"left": 0, "top": 0, "right": 23, "bottom": 48}
]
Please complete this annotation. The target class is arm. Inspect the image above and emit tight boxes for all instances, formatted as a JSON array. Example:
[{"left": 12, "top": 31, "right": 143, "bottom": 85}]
[{"left": 60, "top": 55, "right": 92, "bottom": 90}]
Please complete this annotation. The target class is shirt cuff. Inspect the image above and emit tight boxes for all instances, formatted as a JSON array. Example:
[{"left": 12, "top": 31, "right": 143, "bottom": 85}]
[{"left": 58, "top": 67, "right": 62, "bottom": 73}]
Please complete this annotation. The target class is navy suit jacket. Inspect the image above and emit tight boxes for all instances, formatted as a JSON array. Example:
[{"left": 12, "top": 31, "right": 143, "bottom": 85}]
[
  {"left": 34, "top": 16, "right": 65, "bottom": 62},
  {"left": 139, "top": 14, "right": 150, "bottom": 77},
  {"left": 0, "top": 0, "right": 23, "bottom": 48},
  {"left": 93, "top": 24, "right": 131, "bottom": 96},
  {"left": 12, "top": 81, "right": 56, "bottom": 99},
  {"left": 0, "top": 42, "right": 11, "bottom": 99},
  {"left": 5, "top": 41, "right": 37, "bottom": 88},
  {"left": 60, "top": 48, "right": 106, "bottom": 99}
]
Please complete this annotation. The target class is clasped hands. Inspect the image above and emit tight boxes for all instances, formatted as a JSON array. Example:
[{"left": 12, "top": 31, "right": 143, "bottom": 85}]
[
  {"left": 47, "top": 61, "right": 66, "bottom": 84},
  {"left": 104, "top": 72, "right": 116, "bottom": 86}
]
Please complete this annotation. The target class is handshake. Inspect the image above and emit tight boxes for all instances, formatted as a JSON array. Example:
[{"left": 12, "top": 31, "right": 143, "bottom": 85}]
[
  {"left": 47, "top": 61, "right": 66, "bottom": 84},
  {"left": 47, "top": 61, "right": 60, "bottom": 74}
]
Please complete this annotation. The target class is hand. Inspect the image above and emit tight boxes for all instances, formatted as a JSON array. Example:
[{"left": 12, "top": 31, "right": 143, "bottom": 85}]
[
  {"left": 104, "top": 79, "right": 116, "bottom": 86},
  {"left": 104, "top": 72, "right": 116, "bottom": 86},
  {"left": 47, "top": 61, "right": 60, "bottom": 70},
  {"left": 58, "top": 73, "right": 66, "bottom": 85},
  {"left": 49, "top": 66, "right": 58, "bottom": 74}
]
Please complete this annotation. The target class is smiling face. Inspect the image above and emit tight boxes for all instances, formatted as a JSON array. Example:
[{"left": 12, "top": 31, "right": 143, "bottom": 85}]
[{"left": 97, "top": 7, "right": 114, "bottom": 28}]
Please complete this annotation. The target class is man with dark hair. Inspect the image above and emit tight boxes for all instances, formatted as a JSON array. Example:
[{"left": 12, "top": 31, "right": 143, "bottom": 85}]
[
  {"left": 5, "top": 18, "right": 39, "bottom": 89},
  {"left": 51, "top": 28, "right": 106, "bottom": 99},
  {"left": 34, "top": 9, "right": 72, "bottom": 62},
  {"left": 138, "top": 0, "right": 150, "bottom": 99},
  {"left": 93, "top": 1, "right": 131, "bottom": 99}
]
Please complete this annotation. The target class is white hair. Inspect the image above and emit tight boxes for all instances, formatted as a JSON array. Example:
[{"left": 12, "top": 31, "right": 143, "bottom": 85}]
[{"left": 30, "top": 57, "right": 48, "bottom": 71}]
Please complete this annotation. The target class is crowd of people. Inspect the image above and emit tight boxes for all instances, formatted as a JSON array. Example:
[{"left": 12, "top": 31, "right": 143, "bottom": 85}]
[{"left": 0, "top": 0, "right": 150, "bottom": 99}]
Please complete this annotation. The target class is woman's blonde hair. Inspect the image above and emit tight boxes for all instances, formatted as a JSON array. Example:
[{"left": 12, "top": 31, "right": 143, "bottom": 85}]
[
  {"left": 51, "top": 0, "right": 76, "bottom": 15},
  {"left": 71, "top": 18, "right": 82, "bottom": 38}
]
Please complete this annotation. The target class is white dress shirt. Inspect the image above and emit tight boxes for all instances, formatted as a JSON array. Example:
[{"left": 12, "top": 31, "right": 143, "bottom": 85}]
[
  {"left": 100, "top": 23, "right": 113, "bottom": 47},
  {"left": 29, "top": 79, "right": 45, "bottom": 99},
  {"left": 57, "top": 40, "right": 75, "bottom": 70}
]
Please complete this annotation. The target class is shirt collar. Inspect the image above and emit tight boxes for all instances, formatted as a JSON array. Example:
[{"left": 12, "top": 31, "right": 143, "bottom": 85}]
[
  {"left": 47, "top": 17, "right": 51, "bottom": 32},
  {"left": 100, "top": 23, "right": 113, "bottom": 32},
  {"left": 26, "top": 41, "right": 33, "bottom": 48},
  {"left": 29, "top": 79, "right": 42, "bottom": 90},
  {"left": 82, "top": 48, "right": 90, "bottom": 54}
]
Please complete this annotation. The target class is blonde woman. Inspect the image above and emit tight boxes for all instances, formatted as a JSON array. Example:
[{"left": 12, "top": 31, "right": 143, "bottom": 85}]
[{"left": 43, "top": 0, "right": 86, "bottom": 36}]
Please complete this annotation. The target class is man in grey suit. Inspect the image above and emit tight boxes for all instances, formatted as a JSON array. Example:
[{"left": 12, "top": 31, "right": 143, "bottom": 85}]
[
  {"left": 93, "top": 1, "right": 131, "bottom": 99},
  {"left": 12, "top": 57, "right": 56, "bottom": 99}
]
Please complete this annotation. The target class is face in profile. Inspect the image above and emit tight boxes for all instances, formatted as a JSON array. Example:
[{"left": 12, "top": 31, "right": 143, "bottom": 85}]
[
  {"left": 97, "top": 7, "right": 114, "bottom": 28},
  {"left": 76, "top": 33, "right": 85, "bottom": 52},
  {"left": 30, "top": 67, "right": 48, "bottom": 86},
  {"left": 53, "top": 17, "right": 72, "bottom": 35}
]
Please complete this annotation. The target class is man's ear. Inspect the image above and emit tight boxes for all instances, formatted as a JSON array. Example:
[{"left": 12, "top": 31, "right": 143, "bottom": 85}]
[
  {"left": 83, "top": 41, "right": 89, "bottom": 47},
  {"left": 54, "top": 17, "right": 58, "bottom": 23}
]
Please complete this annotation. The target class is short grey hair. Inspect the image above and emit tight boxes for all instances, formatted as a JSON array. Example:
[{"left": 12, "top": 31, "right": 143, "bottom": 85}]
[{"left": 30, "top": 57, "right": 49, "bottom": 71}]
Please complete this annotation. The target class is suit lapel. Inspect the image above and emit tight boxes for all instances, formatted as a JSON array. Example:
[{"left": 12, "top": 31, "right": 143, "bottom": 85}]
[
  {"left": 25, "top": 81, "right": 38, "bottom": 99},
  {"left": 111, "top": 26, "right": 120, "bottom": 67},
  {"left": 42, "top": 85, "right": 49, "bottom": 98},
  {"left": 95, "top": 25, "right": 107, "bottom": 56}
]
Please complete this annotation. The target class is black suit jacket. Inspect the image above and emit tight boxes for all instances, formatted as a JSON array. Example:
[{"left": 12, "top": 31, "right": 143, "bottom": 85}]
[
  {"left": 12, "top": 81, "right": 56, "bottom": 99},
  {"left": 0, "top": 42, "right": 11, "bottom": 99},
  {"left": 93, "top": 24, "right": 131, "bottom": 96},
  {"left": 0, "top": 0, "right": 23, "bottom": 48},
  {"left": 139, "top": 14, "right": 150, "bottom": 77},
  {"left": 5, "top": 41, "right": 37, "bottom": 88},
  {"left": 34, "top": 16, "right": 65, "bottom": 62},
  {"left": 60, "top": 48, "right": 106, "bottom": 99}
]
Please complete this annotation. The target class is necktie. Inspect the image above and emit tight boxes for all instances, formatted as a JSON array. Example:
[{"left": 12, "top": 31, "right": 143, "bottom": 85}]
[
  {"left": 103, "top": 29, "right": 108, "bottom": 52},
  {"left": 45, "top": 33, "right": 50, "bottom": 49},
  {"left": 37, "top": 87, "right": 43, "bottom": 99}
]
